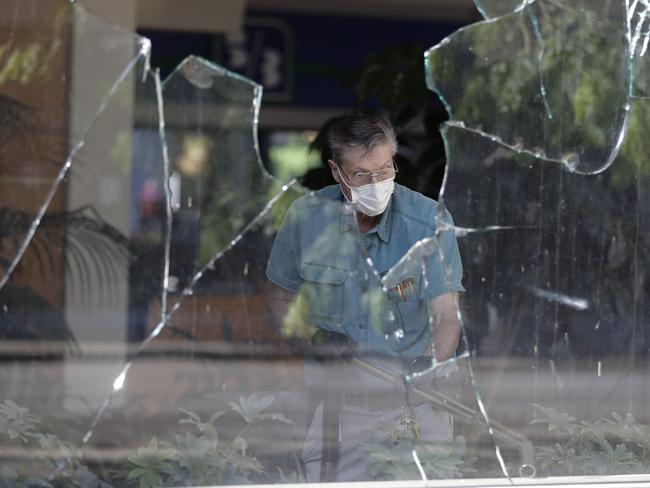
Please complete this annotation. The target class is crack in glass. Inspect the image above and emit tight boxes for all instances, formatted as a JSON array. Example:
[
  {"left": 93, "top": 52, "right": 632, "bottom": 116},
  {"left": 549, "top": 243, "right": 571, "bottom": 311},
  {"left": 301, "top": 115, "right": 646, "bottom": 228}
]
[
  {"left": 474, "top": 0, "right": 528, "bottom": 19},
  {"left": 72, "top": 52, "right": 305, "bottom": 461},
  {"left": 629, "top": 0, "right": 650, "bottom": 97},
  {"left": 426, "top": 0, "right": 650, "bottom": 477},
  {"left": 0, "top": 1, "right": 151, "bottom": 292},
  {"left": 429, "top": 0, "right": 632, "bottom": 174}
]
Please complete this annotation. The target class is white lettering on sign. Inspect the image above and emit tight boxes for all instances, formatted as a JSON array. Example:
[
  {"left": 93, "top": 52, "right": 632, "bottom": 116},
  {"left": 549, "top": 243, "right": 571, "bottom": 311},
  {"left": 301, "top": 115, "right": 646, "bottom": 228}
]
[{"left": 261, "top": 48, "right": 282, "bottom": 88}]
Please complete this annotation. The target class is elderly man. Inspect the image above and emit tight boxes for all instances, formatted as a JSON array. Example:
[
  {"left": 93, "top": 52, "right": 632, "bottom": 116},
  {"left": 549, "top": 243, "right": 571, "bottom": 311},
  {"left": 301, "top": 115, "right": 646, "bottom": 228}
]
[{"left": 266, "top": 111, "right": 464, "bottom": 481}]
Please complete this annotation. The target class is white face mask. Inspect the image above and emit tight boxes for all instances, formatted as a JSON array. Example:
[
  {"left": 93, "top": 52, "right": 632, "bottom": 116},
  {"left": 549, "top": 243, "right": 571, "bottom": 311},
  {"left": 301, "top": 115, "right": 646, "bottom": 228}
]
[{"left": 337, "top": 168, "right": 395, "bottom": 216}]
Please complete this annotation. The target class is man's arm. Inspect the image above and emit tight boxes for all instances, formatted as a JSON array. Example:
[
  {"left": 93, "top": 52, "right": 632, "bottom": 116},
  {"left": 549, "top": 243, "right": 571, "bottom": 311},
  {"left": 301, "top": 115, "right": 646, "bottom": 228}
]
[
  {"left": 268, "top": 283, "right": 294, "bottom": 332},
  {"left": 427, "top": 292, "right": 461, "bottom": 362}
]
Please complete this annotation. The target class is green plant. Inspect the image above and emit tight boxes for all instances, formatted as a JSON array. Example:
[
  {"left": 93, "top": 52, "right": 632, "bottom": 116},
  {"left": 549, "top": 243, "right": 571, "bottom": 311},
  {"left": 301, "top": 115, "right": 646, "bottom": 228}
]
[
  {"left": 532, "top": 405, "right": 650, "bottom": 476},
  {"left": 127, "top": 437, "right": 176, "bottom": 488},
  {"left": 361, "top": 420, "right": 475, "bottom": 480},
  {"left": 0, "top": 399, "right": 111, "bottom": 487},
  {"left": 125, "top": 394, "right": 298, "bottom": 487}
]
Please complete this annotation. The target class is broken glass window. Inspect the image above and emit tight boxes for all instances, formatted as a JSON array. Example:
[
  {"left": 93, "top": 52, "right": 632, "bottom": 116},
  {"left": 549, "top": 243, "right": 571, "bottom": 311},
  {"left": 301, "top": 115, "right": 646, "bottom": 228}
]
[
  {"left": 0, "top": 0, "right": 150, "bottom": 290},
  {"left": 2, "top": 0, "right": 650, "bottom": 485},
  {"left": 160, "top": 56, "right": 279, "bottom": 296},
  {"left": 0, "top": 2, "right": 164, "bottom": 486},
  {"left": 427, "top": 0, "right": 650, "bottom": 480},
  {"left": 430, "top": 0, "right": 630, "bottom": 174}
]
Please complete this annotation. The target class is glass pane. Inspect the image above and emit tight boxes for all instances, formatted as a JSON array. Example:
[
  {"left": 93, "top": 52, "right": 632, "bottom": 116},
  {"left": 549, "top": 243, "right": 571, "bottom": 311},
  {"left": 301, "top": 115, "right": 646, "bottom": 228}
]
[
  {"left": 3, "top": 0, "right": 650, "bottom": 484},
  {"left": 0, "top": 2, "right": 160, "bottom": 484},
  {"left": 161, "top": 56, "right": 278, "bottom": 294},
  {"left": 428, "top": 0, "right": 630, "bottom": 174},
  {"left": 0, "top": 0, "right": 150, "bottom": 288},
  {"left": 429, "top": 0, "right": 650, "bottom": 481}
]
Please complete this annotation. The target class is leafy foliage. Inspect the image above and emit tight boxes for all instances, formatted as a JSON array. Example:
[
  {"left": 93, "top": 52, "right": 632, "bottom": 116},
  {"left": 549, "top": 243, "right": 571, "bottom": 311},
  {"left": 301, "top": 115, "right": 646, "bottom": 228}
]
[
  {"left": 532, "top": 405, "right": 650, "bottom": 476},
  {"left": 0, "top": 399, "right": 41, "bottom": 443},
  {"left": 125, "top": 394, "right": 299, "bottom": 487},
  {"left": 361, "top": 420, "right": 475, "bottom": 480},
  {"left": 0, "top": 5, "right": 68, "bottom": 87},
  {"left": 0, "top": 399, "right": 111, "bottom": 487},
  {"left": 127, "top": 438, "right": 176, "bottom": 488},
  {"left": 0, "top": 395, "right": 300, "bottom": 487}
]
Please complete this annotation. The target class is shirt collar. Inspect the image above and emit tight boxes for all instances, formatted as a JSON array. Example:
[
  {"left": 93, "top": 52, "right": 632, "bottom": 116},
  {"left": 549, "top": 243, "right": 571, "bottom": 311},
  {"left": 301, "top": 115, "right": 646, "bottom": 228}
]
[
  {"left": 373, "top": 197, "right": 393, "bottom": 243},
  {"left": 338, "top": 186, "right": 393, "bottom": 243},
  {"left": 339, "top": 189, "right": 356, "bottom": 232}
]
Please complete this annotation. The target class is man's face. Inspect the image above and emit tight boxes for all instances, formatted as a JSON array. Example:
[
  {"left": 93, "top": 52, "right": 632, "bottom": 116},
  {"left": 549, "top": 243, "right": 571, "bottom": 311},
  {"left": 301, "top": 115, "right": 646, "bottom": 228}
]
[{"left": 327, "top": 142, "right": 394, "bottom": 203}]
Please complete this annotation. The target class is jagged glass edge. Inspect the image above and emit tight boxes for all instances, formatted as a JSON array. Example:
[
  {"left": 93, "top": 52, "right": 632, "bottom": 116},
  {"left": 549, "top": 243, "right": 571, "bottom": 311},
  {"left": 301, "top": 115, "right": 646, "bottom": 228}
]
[
  {"left": 435, "top": 122, "right": 513, "bottom": 480},
  {"left": 154, "top": 67, "right": 174, "bottom": 329},
  {"left": 0, "top": 3, "right": 152, "bottom": 292},
  {"left": 424, "top": 4, "right": 633, "bottom": 176},
  {"left": 161, "top": 55, "right": 281, "bottom": 184},
  {"left": 425, "top": 1, "right": 643, "bottom": 476},
  {"left": 474, "top": 0, "right": 529, "bottom": 19},
  {"left": 78, "top": 53, "right": 310, "bottom": 447}
]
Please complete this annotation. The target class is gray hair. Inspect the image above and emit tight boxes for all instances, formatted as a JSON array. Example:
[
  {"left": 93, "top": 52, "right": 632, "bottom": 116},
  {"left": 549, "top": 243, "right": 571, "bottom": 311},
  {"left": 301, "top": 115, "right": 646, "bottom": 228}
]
[{"left": 327, "top": 111, "right": 397, "bottom": 165}]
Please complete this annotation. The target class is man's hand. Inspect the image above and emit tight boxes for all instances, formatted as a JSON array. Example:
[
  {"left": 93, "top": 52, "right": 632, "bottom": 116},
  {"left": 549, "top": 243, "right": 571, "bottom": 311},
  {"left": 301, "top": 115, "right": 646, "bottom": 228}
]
[
  {"left": 310, "top": 329, "right": 356, "bottom": 361},
  {"left": 427, "top": 292, "right": 461, "bottom": 362}
]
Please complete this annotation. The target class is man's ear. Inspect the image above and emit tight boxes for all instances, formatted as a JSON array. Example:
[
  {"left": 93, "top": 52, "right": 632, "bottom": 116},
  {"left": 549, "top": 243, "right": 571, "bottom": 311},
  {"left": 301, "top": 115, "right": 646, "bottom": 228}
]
[{"left": 327, "top": 159, "right": 340, "bottom": 183}]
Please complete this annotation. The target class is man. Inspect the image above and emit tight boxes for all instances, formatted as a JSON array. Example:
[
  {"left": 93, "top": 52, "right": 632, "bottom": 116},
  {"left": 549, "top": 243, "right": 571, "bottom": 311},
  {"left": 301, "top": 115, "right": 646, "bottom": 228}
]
[{"left": 266, "top": 111, "right": 464, "bottom": 481}]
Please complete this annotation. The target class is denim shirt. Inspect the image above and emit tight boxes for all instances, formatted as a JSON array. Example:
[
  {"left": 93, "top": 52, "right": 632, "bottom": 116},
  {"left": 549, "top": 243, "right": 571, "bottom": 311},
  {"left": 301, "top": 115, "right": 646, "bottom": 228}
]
[{"left": 266, "top": 183, "right": 464, "bottom": 360}]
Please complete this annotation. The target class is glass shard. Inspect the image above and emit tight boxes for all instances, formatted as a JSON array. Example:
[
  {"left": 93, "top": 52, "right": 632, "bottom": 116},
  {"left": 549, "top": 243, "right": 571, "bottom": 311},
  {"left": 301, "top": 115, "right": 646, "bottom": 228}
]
[
  {"left": 432, "top": 100, "right": 650, "bottom": 479},
  {"left": 0, "top": 1, "right": 150, "bottom": 290},
  {"left": 0, "top": 3, "right": 164, "bottom": 484},
  {"left": 161, "top": 56, "right": 277, "bottom": 296},
  {"left": 427, "top": 0, "right": 650, "bottom": 480},
  {"left": 72, "top": 55, "right": 311, "bottom": 483},
  {"left": 428, "top": 0, "right": 630, "bottom": 174}
]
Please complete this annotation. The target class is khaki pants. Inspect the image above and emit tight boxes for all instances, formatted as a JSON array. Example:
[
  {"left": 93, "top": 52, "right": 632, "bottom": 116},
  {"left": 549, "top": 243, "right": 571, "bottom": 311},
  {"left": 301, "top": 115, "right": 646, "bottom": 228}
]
[{"left": 302, "top": 401, "right": 454, "bottom": 482}]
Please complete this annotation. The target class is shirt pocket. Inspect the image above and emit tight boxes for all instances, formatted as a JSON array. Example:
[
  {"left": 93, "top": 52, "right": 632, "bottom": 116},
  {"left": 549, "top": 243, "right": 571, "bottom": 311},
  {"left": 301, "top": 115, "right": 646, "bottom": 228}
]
[
  {"left": 383, "top": 274, "right": 426, "bottom": 335},
  {"left": 299, "top": 262, "right": 348, "bottom": 328}
]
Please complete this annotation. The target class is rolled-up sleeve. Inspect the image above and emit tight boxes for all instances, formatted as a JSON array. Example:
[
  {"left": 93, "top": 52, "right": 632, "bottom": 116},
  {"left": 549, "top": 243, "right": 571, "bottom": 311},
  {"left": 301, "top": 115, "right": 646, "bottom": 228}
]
[
  {"left": 421, "top": 208, "right": 465, "bottom": 301},
  {"left": 266, "top": 201, "right": 302, "bottom": 293}
]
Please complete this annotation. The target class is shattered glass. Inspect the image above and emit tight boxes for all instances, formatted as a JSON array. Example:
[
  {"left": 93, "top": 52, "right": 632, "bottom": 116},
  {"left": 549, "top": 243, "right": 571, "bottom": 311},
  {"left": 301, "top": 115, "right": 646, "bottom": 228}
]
[
  {"left": 430, "top": 0, "right": 631, "bottom": 174},
  {"left": 427, "top": 0, "right": 650, "bottom": 481},
  {"left": 2, "top": 0, "right": 650, "bottom": 485},
  {"left": 0, "top": 0, "right": 151, "bottom": 291},
  {"left": 161, "top": 56, "right": 276, "bottom": 295}
]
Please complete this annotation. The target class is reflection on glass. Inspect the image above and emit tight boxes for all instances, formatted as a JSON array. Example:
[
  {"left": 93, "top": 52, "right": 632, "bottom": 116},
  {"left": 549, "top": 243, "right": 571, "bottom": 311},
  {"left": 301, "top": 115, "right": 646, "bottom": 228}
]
[
  {"left": 631, "top": 0, "right": 650, "bottom": 98},
  {"left": 0, "top": 2, "right": 159, "bottom": 486},
  {"left": 161, "top": 56, "right": 276, "bottom": 295},
  {"left": 268, "top": 130, "right": 321, "bottom": 182},
  {"left": 474, "top": 0, "right": 526, "bottom": 19},
  {"left": 428, "top": 0, "right": 630, "bottom": 174},
  {"left": 0, "top": 0, "right": 150, "bottom": 289},
  {"left": 429, "top": 0, "right": 650, "bottom": 481}
]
